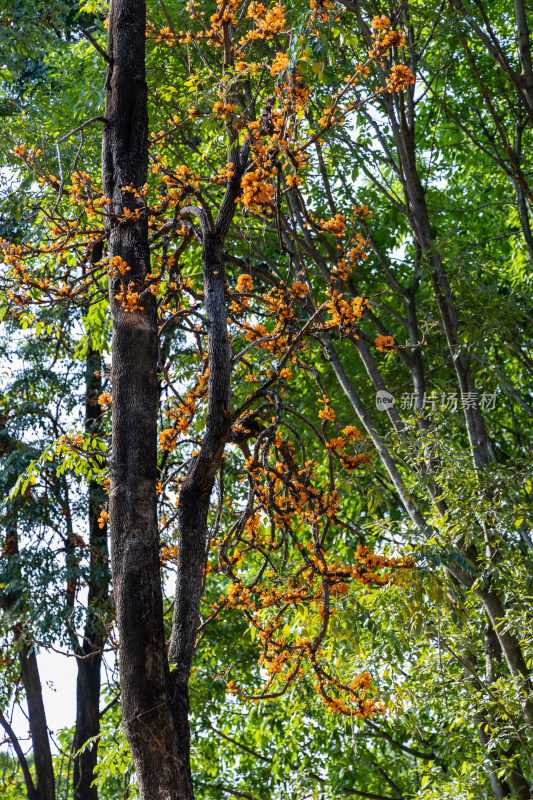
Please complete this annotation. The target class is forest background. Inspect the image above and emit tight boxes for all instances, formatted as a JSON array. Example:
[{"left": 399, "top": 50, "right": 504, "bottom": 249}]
[{"left": 0, "top": 0, "right": 533, "bottom": 799}]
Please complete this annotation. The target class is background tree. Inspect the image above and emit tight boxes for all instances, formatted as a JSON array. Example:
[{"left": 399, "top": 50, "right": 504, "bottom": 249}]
[{"left": 1, "top": 1, "right": 532, "bottom": 799}]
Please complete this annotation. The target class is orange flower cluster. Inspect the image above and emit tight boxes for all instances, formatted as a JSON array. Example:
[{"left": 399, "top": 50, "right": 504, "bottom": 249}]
[
  {"left": 318, "top": 394, "right": 336, "bottom": 422},
  {"left": 239, "top": 168, "right": 275, "bottom": 209},
  {"left": 371, "top": 14, "right": 390, "bottom": 30},
  {"left": 343, "top": 425, "right": 362, "bottom": 441},
  {"left": 159, "top": 428, "right": 179, "bottom": 451},
  {"left": 309, "top": 0, "right": 338, "bottom": 25},
  {"left": 315, "top": 670, "right": 384, "bottom": 717},
  {"left": 277, "top": 71, "right": 311, "bottom": 114},
  {"left": 98, "top": 392, "right": 112, "bottom": 409},
  {"left": 231, "top": 276, "right": 311, "bottom": 355},
  {"left": 353, "top": 203, "right": 371, "bottom": 220},
  {"left": 98, "top": 509, "right": 109, "bottom": 529},
  {"left": 242, "top": 3, "right": 286, "bottom": 42},
  {"left": 107, "top": 256, "right": 130, "bottom": 277},
  {"left": 324, "top": 426, "right": 370, "bottom": 471},
  {"left": 387, "top": 64, "right": 416, "bottom": 93},
  {"left": 375, "top": 335, "right": 395, "bottom": 351},
  {"left": 236, "top": 273, "right": 253, "bottom": 293},
  {"left": 57, "top": 433, "right": 84, "bottom": 449},
  {"left": 368, "top": 15, "right": 407, "bottom": 61},
  {"left": 341, "top": 453, "right": 371, "bottom": 470},
  {"left": 325, "top": 289, "right": 369, "bottom": 334},
  {"left": 160, "top": 544, "right": 179, "bottom": 563},
  {"left": 12, "top": 143, "right": 41, "bottom": 161},
  {"left": 270, "top": 51, "right": 289, "bottom": 76},
  {"left": 291, "top": 280, "right": 308, "bottom": 297},
  {"left": 320, "top": 214, "right": 346, "bottom": 237},
  {"left": 213, "top": 163, "right": 236, "bottom": 185},
  {"left": 331, "top": 233, "right": 369, "bottom": 280},
  {"left": 207, "top": 420, "right": 411, "bottom": 715},
  {"left": 209, "top": 0, "right": 239, "bottom": 29},
  {"left": 213, "top": 101, "right": 237, "bottom": 120},
  {"left": 160, "top": 369, "right": 209, "bottom": 450},
  {"left": 230, "top": 274, "right": 254, "bottom": 313},
  {"left": 114, "top": 283, "right": 143, "bottom": 313}
]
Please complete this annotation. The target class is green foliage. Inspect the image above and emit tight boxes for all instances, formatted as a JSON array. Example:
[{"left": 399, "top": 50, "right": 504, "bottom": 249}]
[{"left": 1, "top": 0, "right": 533, "bottom": 798}]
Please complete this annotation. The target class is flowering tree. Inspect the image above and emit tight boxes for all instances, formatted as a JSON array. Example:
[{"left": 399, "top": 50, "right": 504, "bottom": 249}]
[
  {"left": 1, "top": 1, "right": 416, "bottom": 797},
  {"left": 3, "top": 0, "right": 533, "bottom": 798}
]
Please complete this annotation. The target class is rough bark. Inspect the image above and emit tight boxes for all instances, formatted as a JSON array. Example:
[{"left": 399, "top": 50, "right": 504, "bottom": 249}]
[
  {"left": 512, "top": 0, "right": 533, "bottom": 112},
  {"left": 168, "top": 232, "right": 232, "bottom": 794},
  {"left": 73, "top": 654, "right": 102, "bottom": 800},
  {"left": 102, "top": 1, "right": 248, "bottom": 794},
  {"left": 167, "top": 147, "right": 247, "bottom": 794},
  {"left": 103, "top": 0, "right": 185, "bottom": 796}
]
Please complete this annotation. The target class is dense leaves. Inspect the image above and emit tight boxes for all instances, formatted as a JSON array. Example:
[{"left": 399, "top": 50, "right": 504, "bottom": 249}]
[{"left": 1, "top": 1, "right": 533, "bottom": 799}]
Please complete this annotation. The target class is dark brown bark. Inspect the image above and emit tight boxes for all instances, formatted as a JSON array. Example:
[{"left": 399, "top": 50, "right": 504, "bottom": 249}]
[
  {"left": 72, "top": 654, "right": 102, "bottom": 800},
  {"left": 72, "top": 342, "right": 110, "bottom": 800},
  {"left": 18, "top": 642, "right": 56, "bottom": 800},
  {"left": 102, "top": 1, "right": 247, "bottom": 795},
  {"left": 1, "top": 520, "right": 55, "bottom": 800},
  {"left": 103, "top": 0, "right": 185, "bottom": 797},
  {"left": 166, "top": 141, "right": 247, "bottom": 793},
  {"left": 0, "top": 707, "right": 39, "bottom": 800},
  {"left": 513, "top": 0, "right": 533, "bottom": 111},
  {"left": 168, "top": 231, "right": 232, "bottom": 794}
]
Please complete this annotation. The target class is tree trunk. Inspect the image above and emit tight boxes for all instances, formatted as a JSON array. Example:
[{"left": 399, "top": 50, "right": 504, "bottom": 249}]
[
  {"left": 1, "top": 517, "right": 55, "bottom": 800},
  {"left": 102, "top": 0, "right": 185, "bottom": 796},
  {"left": 168, "top": 231, "right": 232, "bottom": 795},
  {"left": 72, "top": 343, "right": 110, "bottom": 800},
  {"left": 73, "top": 653, "right": 102, "bottom": 800},
  {"left": 18, "top": 641, "right": 56, "bottom": 800}
]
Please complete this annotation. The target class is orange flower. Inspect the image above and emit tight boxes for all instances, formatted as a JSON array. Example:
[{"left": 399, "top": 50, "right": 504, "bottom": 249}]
[
  {"left": 236, "top": 274, "right": 254, "bottom": 293},
  {"left": 371, "top": 14, "right": 390, "bottom": 29},
  {"left": 318, "top": 395, "right": 335, "bottom": 422},
  {"left": 98, "top": 392, "right": 112, "bottom": 409},
  {"left": 159, "top": 428, "right": 178, "bottom": 451},
  {"left": 98, "top": 510, "right": 109, "bottom": 529},
  {"left": 387, "top": 65, "right": 415, "bottom": 93},
  {"left": 375, "top": 335, "right": 395, "bottom": 351}
]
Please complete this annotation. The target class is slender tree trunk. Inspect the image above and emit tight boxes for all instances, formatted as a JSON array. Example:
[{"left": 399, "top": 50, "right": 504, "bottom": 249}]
[
  {"left": 73, "top": 653, "right": 102, "bottom": 800},
  {"left": 168, "top": 231, "right": 232, "bottom": 795},
  {"left": 513, "top": 0, "right": 533, "bottom": 112},
  {"left": 1, "top": 516, "right": 55, "bottom": 800},
  {"left": 72, "top": 342, "right": 110, "bottom": 800},
  {"left": 102, "top": 0, "right": 185, "bottom": 796},
  {"left": 18, "top": 641, "right": 56, "bottom": 800},
  {"left": 0, "top": 706, "right": 39, "bottom": 800}
]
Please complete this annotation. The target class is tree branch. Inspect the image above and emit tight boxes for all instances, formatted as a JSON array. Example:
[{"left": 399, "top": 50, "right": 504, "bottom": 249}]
[{"left": 0, "top": 707, "right": 38, "bottom": 800}]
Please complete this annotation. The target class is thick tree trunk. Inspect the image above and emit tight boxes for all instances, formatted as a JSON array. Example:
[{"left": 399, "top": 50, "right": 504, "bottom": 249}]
[
  {"left": 102, "top": 1, "right": 185, "bottom": 797},
  {"left": 102, "top": 3, "right": 246, "bottom": 795}
]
